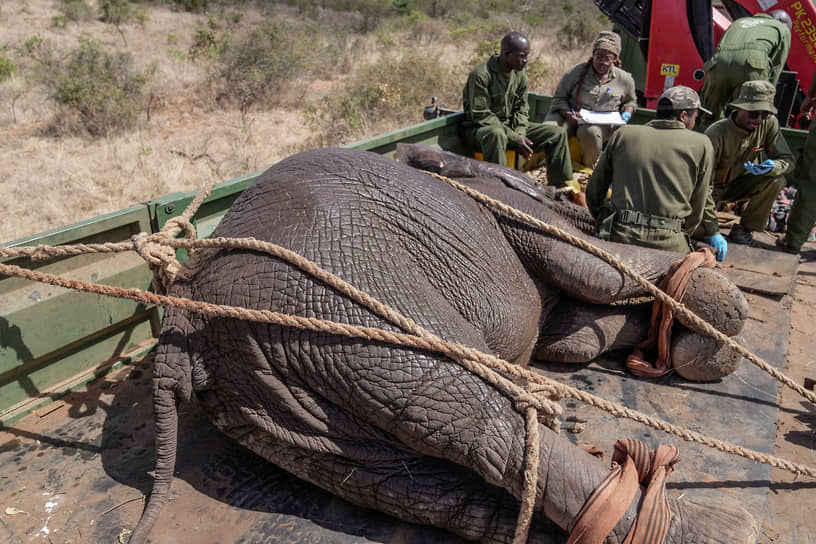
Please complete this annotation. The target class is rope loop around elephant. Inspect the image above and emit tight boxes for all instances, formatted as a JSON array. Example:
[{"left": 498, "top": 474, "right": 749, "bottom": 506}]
[{"left": 3, "top": 172, "right": 816, "bottom": 542}]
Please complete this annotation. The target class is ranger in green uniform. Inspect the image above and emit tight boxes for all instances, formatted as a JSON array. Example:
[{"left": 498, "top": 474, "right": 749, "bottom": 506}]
[
  {"left": 545, "top": 31, "right": 637, "bottom": 167},
  {"left": 462, "top": 32, "right": 573, "bottom": 186},
  {"left": 587, "top": 86, "right": 723, "bottom": 257},
  {"left": 700, "top": 10, "right": 791, "bottom": 125},
  {"left": 697, "top": 80, "right": 794, "bottom": 246},
  {"left": 777, "top": 71, "right": 816, "bottom": 254}
]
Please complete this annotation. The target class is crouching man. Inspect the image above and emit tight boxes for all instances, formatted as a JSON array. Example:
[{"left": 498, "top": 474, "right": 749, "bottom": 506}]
[{"left": 586, "top": 86, "right": 726, "bottom": 259}]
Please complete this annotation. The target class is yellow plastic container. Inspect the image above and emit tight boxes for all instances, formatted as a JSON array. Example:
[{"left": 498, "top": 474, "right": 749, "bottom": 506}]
[{"left": 474, "top": 150, "right": 516, "bottom": 168}]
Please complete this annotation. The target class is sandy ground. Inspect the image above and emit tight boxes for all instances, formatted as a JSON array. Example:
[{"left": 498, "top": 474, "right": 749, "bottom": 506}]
[{"left": 763, "top": 248, "right": 816, "bottom": 543}]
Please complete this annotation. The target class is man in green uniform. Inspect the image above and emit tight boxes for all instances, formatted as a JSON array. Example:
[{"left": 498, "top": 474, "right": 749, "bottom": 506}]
[
  {"left": 696, "top": 80, "right": 794, "bottom": 246},
  {"left": 462, "top": 31, "right": 573, "bottom": 186},
  {"left": 700, "top": 10, "right": 791, "bottom": 126},
  {"left": 586, "top": 86, "right": 724, "bottom": 258},
  {"left": 545, "top": 30, "right": 637, "bottom": 167},
  {"left": 777, "top": 71, "right": 816, "bottom": 254}
]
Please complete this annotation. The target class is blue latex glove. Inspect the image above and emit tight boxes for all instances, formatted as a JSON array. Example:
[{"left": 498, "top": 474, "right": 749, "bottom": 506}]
[
  {"left": 621, "top": 111, "right": 632, "bottom": 122},
  {"left": 743, "top": 159, "right": 774, "bottom": 175},
  {"left": 707, "top": 233, "right": 728, "bottom": 262}
]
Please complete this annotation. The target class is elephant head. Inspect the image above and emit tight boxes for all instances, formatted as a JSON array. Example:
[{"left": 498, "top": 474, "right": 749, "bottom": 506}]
[{"left": 129, "top": 147, "right": 753, "bottom": 543}]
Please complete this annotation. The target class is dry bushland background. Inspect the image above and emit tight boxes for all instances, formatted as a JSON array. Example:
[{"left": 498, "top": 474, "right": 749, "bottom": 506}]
[{"left": 0, "top": 0, "right": 606, "bottom": 241}]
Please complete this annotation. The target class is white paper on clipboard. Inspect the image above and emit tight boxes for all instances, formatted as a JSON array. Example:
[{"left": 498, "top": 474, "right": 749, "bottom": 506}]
[{"left": 578, "top": 108, "right": 626, "bottom": 125}]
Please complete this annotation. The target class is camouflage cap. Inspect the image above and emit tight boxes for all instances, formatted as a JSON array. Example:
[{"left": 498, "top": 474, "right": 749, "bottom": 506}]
[
  {"left": 593, "top": 31, "right": 621, "bottom": 57},
  {"left": 729, "top": 80, "right": 778, "bottom": 114},
  {"left": 659, "top": 85, "right": 711, "bottom": 115}
]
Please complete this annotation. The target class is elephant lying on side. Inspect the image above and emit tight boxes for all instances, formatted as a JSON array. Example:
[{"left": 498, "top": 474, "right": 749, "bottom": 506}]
[{"left": 130, "top": 146, "right": 754, "bottom": 543}]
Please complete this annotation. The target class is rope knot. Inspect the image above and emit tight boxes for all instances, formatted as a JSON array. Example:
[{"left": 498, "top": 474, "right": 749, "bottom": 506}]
[{"left": 131, "top": 232, "right": 182, "bottom": 295}]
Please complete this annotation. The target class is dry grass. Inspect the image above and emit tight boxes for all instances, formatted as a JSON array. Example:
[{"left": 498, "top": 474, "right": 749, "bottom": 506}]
[{"left": 0, "top": 0, "right": 596, "bottom": 242}]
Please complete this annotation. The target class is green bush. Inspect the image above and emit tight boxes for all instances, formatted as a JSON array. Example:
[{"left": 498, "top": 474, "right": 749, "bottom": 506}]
[
  {"left": 307, "top": 53, "right": 464, "bottom": 143},
  {"left": 99, "top": 0, "right": 145, "bottom": 25},
  {"left": 558, "top": 0, "right": 608, "bottom": 48},
  {"left": 0, "top": 56, "right": 16, "bottom": 82},
  {"left": 60, "top": 0, "right": 94, "bottom": 21},
  {"left": 214, "top": 20, "right": 311, "bottom": 111},
  {"left": 26, "top": 38, "right": 151, "bottom": 136},
  {"left": 169, "top": 0, "right": 209, "bottom": 12}
]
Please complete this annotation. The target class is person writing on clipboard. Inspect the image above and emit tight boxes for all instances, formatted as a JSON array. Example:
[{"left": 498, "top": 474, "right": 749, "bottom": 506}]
[{"left": 545, "top": 30, "right": 637, "bottom": 168}]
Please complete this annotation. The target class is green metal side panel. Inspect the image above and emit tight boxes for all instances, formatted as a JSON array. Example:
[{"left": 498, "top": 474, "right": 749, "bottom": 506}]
[
  {"left": 1, "top": 206, "right": 159, "bottom": 423},
  {"left": 149, "top": 170, "right": 263, "bottom": 240},
  {"left": 349, "top": 112, "right": 468, "bottom": 156}
]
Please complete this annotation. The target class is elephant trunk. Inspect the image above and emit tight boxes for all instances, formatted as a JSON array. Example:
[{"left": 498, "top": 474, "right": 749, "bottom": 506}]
[{"left": 129, "top": 386, "right": 178, "bottom": 544}]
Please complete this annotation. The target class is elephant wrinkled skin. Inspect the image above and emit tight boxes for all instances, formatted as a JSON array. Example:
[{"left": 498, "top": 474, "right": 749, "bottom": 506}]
[{"left": 130, "top": 146, "right": 754, "bottom": 543}]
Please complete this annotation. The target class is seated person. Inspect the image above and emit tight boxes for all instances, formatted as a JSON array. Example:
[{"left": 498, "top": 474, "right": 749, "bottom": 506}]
[
  {"left": 694, "top": 80, "right": 794, "bottom": 246},
  {"left": 545, "top": 30, "right": 637, "bottom": 167},
  {"left": 462, "top": 31, "right": 573, "bottom": 187},
  {"left": 586, "top": 86, "right": 725, "bottom": 258}
]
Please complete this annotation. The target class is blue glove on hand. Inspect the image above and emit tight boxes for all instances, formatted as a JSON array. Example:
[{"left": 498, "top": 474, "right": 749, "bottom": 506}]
[
  {"left": 744, "top": 159, "right": 775, "bottom": 175},
  {"left": 621, "top": 111, "right": 632, "bottom": 122},
  {"left": 707, "top": 233, "right": 728, "bottom": 262}
]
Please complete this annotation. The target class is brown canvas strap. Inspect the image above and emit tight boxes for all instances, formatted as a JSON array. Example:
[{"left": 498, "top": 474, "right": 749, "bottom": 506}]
[
  {"left": 626, "top": 248, "right": 716, "bottom": 378},
  {"left": 568, "top": 439, "right": 680, "bottom": 544}
]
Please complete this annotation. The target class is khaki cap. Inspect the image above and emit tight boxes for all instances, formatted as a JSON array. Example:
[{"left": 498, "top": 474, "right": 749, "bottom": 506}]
[
  {"left": 659, "top": 85, "right": 712, "bottom": 115},
  {"left": 593, "top": 31, "right": 621, "bottom": 57},
  {"left": 729, "top": 80, "right": 778, "bottom": 114}
]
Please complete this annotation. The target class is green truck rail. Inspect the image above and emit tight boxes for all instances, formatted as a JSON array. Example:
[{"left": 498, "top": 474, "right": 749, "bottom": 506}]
[{"left": 1, "top": 93, "right": 809, "bottom": 424}]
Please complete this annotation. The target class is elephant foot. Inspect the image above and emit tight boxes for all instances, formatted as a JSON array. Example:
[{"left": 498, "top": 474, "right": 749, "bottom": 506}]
[
  {"left": 534, "top": 301, "right": 651, "bottom": 363},
  {"left": 678, "top": 267, "right": 749, "bottom": 337},
  {"left": 665, "top": 495, "right": 756, "bottom": 543},
  {"left": 670, "top": 327, "right": 742, "bottom": 381}
]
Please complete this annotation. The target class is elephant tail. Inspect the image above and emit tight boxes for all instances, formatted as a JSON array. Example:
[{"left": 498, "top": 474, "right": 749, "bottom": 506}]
[{"left": 128, "top": 382, "right": 179, "bottom": 543}]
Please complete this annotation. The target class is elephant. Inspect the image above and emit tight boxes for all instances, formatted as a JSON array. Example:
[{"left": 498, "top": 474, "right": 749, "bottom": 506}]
[{"left": 130, "top": 145, "right": 754, "bottom": 543}]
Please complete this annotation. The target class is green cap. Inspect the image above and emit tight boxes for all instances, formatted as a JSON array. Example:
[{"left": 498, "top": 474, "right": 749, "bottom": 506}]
[
  {"left": 659, "top": 85, "right": 711, "bottom": 115},
  {"left": 729, "top": 80, "right": 777, "bottom": 114}
]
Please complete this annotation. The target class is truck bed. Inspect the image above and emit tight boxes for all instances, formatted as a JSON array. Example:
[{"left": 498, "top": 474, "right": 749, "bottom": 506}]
[{"left": 1, "top": 233, "right": 812, "bottom": 543}]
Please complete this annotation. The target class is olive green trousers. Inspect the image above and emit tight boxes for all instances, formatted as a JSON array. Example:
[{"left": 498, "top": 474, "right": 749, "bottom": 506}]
[{"left": 784, "top": 121, "right": 816, "bottom": 249}]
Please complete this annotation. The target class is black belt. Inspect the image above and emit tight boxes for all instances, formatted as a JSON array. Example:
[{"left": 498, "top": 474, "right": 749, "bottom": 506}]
[{"left": 616, "top": 209, "right": 683, "bottom": 231}]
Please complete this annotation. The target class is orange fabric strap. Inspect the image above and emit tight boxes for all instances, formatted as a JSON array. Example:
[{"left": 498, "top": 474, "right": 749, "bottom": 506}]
[
  {"left": 568, "top": 440, "right": 680, "bottom": 544},
  {"left": 626, "top": 248, "right": 716, "bottom": 378}
]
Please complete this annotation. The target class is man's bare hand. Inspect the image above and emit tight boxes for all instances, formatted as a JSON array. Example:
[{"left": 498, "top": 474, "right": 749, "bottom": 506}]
[
  {"left": 801, "top": 96, "right": 816, "bottom": 120},
  {"left": 516, "top": 135, "right": 534, "bottom": 159}
]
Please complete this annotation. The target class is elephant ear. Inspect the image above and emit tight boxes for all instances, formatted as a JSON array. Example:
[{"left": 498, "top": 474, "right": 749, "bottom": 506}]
[{"left": 394, "top": 142, "right": 551, "bottom": 203}]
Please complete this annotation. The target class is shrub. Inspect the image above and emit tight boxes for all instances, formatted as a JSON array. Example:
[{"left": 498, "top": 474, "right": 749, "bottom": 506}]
[
  {"left": 307, "top": 53, "right": 464, "bottom": 143},
  {"left": 169, "top": 0, "right": 209, "bottom": 12},
  {"left": 214, "top": 20, "right": 311, "bottom": 111},
  {"left": 558, "top": 0, "right": 608, "bottom": 49},
  {"left": 99, "top": 0, "right": 144, "bottom": 25},
  {"left": 0, "top": 56, "right": 15, "bottom": 82},
  {"left": 60, "top": 0, "right": 94, "bottom": 21},
  {"left": 24, "top": 38, "right": 151, "bottom": 136}
]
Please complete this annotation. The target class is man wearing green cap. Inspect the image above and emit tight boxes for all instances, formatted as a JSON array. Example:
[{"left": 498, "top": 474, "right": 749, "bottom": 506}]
[
  {"left": 697, "top": 80, "right": 794, "bottom": 246},
  {"left": 462, "top": 31, "right": 574, "bottom": 186},
  {"left": 587, "top": 86, "right": 722, "bottom": 257},
  {"left": 700, "top": 11, "right": 791, "bottom": 126},
  {"left": 777, "top": 70, "right": 816, "bottom": 254}
]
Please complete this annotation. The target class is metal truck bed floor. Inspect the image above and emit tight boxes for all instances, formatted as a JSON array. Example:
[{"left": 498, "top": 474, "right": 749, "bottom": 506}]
[{"left": 0, "top": 244, "right": 806, "bottom": 543}]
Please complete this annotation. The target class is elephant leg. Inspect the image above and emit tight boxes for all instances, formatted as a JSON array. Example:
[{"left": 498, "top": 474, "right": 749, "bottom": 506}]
[
  {"left": 227, "top": 436, "right": 565, "bottom": 543},
  {"left": 533, "top": 299, "right": 651, "bottom": 363}
]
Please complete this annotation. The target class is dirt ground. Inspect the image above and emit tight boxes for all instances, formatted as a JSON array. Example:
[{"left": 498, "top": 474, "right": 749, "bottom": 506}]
[{"left": 762, "top": 245, "right": 816, "bottom": 543}]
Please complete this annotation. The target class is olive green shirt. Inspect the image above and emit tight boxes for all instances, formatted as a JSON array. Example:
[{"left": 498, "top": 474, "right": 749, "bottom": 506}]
[
  {"left": 700, "top": 113, "right": 794, "bottom": 234},
  {"left": 708, "top": 14, "right": 791, "bottom": 86},
  {"left": 587, "top": 119, "right": 716, "bottom": 236},
  {"left": 462, "top": 55, "right": 529, "bottom": 144},
  {"left": 549, "top": 62, "right": 637, "bottom": 114}
]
